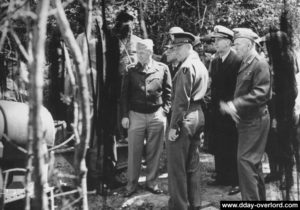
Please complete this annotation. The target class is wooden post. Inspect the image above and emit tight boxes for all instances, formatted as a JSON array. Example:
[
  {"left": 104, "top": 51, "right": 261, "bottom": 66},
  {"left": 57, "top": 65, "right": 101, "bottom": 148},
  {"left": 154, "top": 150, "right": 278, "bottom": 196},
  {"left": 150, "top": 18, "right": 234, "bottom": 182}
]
[
  {"left": 26, "top": 0, "right": 50, "bottom": 209},
  {"left": 54, "top": 0, "right": 91, "bottom": 209}
]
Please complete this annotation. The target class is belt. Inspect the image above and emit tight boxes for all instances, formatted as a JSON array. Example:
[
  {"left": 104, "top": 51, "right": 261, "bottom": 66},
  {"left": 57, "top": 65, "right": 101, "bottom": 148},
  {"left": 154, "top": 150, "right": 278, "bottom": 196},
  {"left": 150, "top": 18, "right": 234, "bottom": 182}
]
[
  {"left": 190, "top": 99, "right": 202, "bottom": 105},
  {"left": 130, "top": 105, "right": 160, "bottom": 114},
  {"left": 240, "top": 107, "right": 269, "bottom": 120}
]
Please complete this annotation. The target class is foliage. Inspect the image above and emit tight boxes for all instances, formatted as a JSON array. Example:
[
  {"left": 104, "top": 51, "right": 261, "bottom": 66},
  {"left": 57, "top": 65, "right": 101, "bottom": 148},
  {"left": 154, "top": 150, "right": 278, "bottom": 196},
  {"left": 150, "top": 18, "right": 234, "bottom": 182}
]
[
  {"left": 166, "top": 0, "right": 282, "bottom": 35},
  {"left": 1, "top": 0, "right": 288, "bottom": 55},
  {"left": 104, "top": 0, "right": 285, "bottom": 54}
]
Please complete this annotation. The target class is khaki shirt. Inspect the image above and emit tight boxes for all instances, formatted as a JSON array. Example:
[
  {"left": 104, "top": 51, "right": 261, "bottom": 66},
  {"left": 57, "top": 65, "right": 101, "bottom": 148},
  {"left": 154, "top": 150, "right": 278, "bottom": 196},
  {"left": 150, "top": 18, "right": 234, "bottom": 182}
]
[
  {"left": 121, "top": 60, "right": 172, "bottom": 117},
  {"left": 170, "top": 51, "right": 209, "bottom": 129},
  {"left": 233, "top": 51, "right": 271, "bottom": 120}
]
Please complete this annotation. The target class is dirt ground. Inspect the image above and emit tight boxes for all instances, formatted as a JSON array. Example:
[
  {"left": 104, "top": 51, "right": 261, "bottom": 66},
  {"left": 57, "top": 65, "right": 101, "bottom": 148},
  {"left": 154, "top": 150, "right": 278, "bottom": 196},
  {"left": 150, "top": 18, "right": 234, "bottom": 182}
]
[{"left": 52, "top": 144, "right": 299, "bottom": 210}]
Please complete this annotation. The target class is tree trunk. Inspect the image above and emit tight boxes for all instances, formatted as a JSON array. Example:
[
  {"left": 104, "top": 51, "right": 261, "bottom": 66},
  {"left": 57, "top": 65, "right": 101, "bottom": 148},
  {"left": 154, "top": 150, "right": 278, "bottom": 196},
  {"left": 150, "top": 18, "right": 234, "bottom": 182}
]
[
  {"left": 26, "top": 0, "right": 50, "bottom": 209},
  {"left": 54, "top": 0, "right": 91, "bottom": 209},
  {"left": 139, "top": 0, "right": 148, "bottom": 38}
]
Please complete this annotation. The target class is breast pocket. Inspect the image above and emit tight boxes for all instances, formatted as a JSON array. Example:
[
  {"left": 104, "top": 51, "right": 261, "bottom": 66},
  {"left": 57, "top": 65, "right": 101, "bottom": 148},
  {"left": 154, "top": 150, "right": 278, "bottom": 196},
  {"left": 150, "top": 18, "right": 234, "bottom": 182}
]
[
  {"left": 147, "top": 77, "right": 163, "bottom": 93},
  {"left": 242, "top": 70, "right": 253, "bottom": 81},
  {"left": 148, "top": 77, "right": 161, "bottom": 84}
]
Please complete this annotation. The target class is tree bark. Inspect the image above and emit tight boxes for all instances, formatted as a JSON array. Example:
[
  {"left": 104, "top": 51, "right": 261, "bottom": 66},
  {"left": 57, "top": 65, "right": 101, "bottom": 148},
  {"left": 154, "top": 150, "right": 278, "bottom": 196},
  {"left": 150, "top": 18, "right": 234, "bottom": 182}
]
[
  {"left": 139, "top": 0, "right": 148, "bottom": 38},
  {"left": 26, "top": 0, "right": 50, "bottom": 209},
  {"left": 25, "top": 0, "right": 33, "bottom": 208},
  {"left": 54, "top": 0, "right": 91, "bottom": 209}
]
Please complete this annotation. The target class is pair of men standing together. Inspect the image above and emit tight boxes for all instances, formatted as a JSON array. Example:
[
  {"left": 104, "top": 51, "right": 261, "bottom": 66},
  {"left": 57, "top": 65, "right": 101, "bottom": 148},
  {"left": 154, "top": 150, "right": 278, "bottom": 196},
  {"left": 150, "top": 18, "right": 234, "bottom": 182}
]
[
  {"left": 210, "top": 25, "right": 271, "bottom": 202},
  {"left": 121, "top": 31, "right": 208, "bottom": 210},
  {"left": 121, "top": 25, "right": 271, "bottom": 209}
]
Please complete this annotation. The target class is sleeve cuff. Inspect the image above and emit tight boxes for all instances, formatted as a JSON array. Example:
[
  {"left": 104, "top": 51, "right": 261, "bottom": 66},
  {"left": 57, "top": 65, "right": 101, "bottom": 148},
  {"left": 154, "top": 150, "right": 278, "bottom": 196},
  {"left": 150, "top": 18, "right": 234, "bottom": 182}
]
[
  {"left": 227, "top": 101, "right": 237, "bottom": 113},
  {"left": 123, "top": 112, "right": 129, "bottom": 118}
]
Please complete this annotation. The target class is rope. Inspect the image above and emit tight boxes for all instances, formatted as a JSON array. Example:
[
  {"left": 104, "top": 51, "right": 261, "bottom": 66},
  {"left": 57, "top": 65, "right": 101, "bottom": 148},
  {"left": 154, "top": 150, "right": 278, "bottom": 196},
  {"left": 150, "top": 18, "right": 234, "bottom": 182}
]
[
  {"left": 2, "top": 133, "right": 27, "bottom": 154},
  {"left": 53, "top": 147, "right": 74, "bottom": 154},
  {"left": 48, "top": 134, "right": 74, "bottom": 152}
]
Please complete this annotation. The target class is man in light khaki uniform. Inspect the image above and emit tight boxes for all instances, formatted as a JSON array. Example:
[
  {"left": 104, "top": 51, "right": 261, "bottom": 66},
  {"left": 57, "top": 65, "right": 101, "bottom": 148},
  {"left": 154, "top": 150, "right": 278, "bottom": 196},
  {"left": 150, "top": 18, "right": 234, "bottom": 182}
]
[
  {"left": 167, "top": 32, "right": 208, "bottom": 210},
  {"left": 121, "top": 39, "right": 172, "bottom": 197},
  {"left": 220, "top": 28, "right": 271, "bottom": 200}
]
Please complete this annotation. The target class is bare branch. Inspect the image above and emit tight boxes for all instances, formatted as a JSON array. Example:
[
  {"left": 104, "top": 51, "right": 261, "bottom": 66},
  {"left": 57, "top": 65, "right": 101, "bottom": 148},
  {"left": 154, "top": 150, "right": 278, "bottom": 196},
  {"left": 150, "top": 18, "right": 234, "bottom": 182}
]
[
  {"left": 63, "top": 43, "right": 76, "bottom": 88},
  {"left": 200, "top": 5, "right": 208, "bottom": 29},
  {"left": 0, "top": 25, "right": 9, "bottom": 52},
  {"left": 0, "top": 0, "right": 30, "bottom": 27},
  {"left": 79, "top": 0, "right": 88, "bottom": 8},
  {"left": 26, "top": 0, "right": 50, "bottom": 209},
  {"left": 53, "top": 189, "right": 80, "bottom": 198},
  {"left": 0, "top": 0, "right": 14, "bottom": 52},
  {"left": 124, "top": 0, "right": 135, "bottom": 6},
  {"left": 61, "top": 196, "right": 83, "bottom": 210},
  {"left": 2, "top": 134, "right": 28, "bottom": 154},
  {"left": 25, "top": 1, "right": 33, "bottom": 208},
  {"left": 48, "top": 0, "right": 75, "bottom": 16},
  {"left": 48, "top": 134, "right": 75, "bottom": 151},
  {"left": 54, "top": 0, "right": 91, "bottom": 209},
  {"left": 9, "top": 29, "right": 30, "bottom": 62},
  {"left": 139, "top": 0, "right": 148, "bottom": 38},
  {"left": 183, "top": 0, "right": 196, "bottom": 10},
  {"left": 197, "top": 0, "right": 201, "bottom": 29},
  {"left": 13, "top": 10, "right": 37, "bottom": 20}
]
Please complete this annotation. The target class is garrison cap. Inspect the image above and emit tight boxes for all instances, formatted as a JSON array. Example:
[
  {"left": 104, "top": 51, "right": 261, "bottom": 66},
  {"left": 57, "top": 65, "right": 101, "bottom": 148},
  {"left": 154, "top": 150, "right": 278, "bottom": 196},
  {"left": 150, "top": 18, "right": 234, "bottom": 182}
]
[
  {"left": 211, "top": 25, "right": 234, "bottom": 40},
  {"left": 137, "top": 39, "right": 154, "bottom": 51},
  {"left": 116, "top": 9, "right": 134, "bottom": 23},
  {"left": 169, "top": 26, "right": 184, "bottom": 34},
  {"left": 233, "top": 28, "right": 259, "bottom": 41},
  {"left": 170, "top": 32, "right": 196, "bottom": 45}
]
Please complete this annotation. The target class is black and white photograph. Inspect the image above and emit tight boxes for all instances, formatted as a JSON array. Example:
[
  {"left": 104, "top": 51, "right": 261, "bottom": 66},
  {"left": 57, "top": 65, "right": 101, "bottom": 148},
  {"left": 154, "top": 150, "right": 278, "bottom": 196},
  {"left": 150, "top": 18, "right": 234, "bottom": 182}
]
[{"left": 0, "top": 0, "right": 300, "bottom": 209}]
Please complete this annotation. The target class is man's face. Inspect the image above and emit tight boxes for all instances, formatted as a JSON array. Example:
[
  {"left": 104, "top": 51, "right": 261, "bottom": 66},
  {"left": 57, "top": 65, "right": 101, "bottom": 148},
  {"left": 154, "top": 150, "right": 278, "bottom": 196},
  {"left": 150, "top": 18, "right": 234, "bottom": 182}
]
[
  {"left": 119, "top": 20, "right": 133, "bottom": 38},
  {"left": 214, "top": 37, "right": 230, "bottom": 54},
  {"left": 165, "top": 46, "right": 178, "bottom": 63},
  {"left": 137, "top": 48, "right": 152, "bottom": 65},
  {"left": 174, "top": 44, "right": 189, "bottom": 62},
  {"left": 165, "top": 44, "right": 187, "bottom": 63},
  {"left": 234, "top": 38, "right": 251, "bottom": 59}
]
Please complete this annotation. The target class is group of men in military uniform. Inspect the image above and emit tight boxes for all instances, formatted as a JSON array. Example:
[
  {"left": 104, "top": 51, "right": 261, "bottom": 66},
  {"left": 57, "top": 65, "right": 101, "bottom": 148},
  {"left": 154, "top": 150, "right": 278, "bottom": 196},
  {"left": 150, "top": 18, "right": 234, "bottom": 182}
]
[
  {"left": 208, "top": 25, "right": 240, "bottom": 196},
  {"left": 82, "top": 8, "right": 272, "bottom": 209},
  {"left": 118, "top": 12, "right": 209, "bottom": 208},
  {"left": 211, "top": 27, "right": 271, "bottom": 201}
]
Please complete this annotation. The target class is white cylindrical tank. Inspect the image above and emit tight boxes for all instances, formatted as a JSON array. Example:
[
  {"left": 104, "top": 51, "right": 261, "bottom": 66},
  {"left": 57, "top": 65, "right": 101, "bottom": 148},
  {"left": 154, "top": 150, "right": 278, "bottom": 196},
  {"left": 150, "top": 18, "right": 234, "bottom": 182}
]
[{"left": 0, "top": 100, "right": 55, "bottom": 147}]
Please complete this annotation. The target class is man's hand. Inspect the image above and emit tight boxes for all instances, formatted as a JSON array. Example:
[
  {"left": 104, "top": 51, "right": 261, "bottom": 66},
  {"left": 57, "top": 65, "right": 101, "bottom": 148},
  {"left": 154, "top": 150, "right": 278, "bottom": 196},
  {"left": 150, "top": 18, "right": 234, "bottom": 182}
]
[
  {"left": 219, "top": 101, "right": 240, "bottom": 123},
  {"left": 168, "top": 128, "right": 179, "bottom": 141},
  {"left": 219, "top": 101, "right": 230, "bottom": 115},
  {"left": 121, "top": 117, "right": 130, "bottom": 129}
]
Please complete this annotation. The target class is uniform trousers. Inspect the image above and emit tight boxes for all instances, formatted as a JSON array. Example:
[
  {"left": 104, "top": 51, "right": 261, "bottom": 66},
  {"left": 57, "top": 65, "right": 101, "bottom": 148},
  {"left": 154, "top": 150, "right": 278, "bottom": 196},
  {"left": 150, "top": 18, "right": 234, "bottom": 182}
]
[
  {"left": 126, "top": 109, "right": 166, "bottom": 191},
  {"left": 237, "top": 110, "right": 270, "bottom": 200},
  {"left": 167, "top": 105, "right": 204, "bottom": 210},
  {"left": 211, "top": 112, "right": 238, "bottom": 186}
]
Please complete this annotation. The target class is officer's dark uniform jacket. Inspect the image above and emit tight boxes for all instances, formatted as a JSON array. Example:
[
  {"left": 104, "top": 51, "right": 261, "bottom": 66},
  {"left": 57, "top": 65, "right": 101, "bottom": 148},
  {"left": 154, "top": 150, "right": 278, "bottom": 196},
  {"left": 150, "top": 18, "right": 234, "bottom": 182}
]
[
  {"left": 170, "top": 51, "right": 209, "bottom": 130},
  {"left": 209, "top": 49, "right": 241, "bottom": 185},
  {"left": 121, "top": 60, "right": 172, "bottom": 117},
  {"left": 233, "top": 51, "right": 271, "bottom": 120},
  {"left": 210, "top": 50, "right": 241, "bottom": 121}
]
